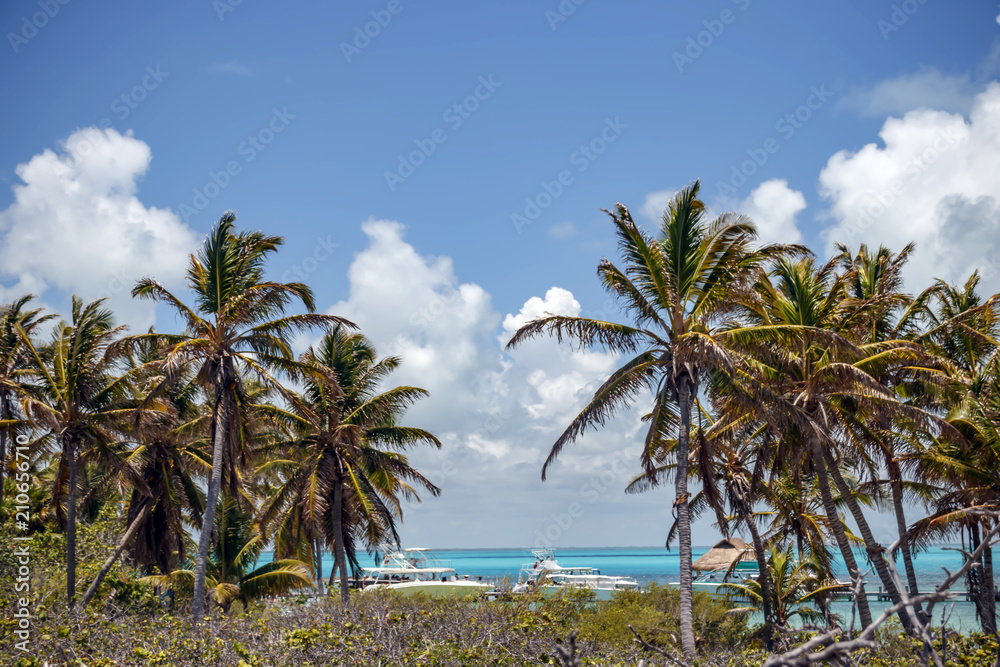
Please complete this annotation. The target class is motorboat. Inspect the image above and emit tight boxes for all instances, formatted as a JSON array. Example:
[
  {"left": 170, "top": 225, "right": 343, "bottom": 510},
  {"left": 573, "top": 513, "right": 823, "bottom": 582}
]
[
  {"left": 670, "top": 538, "right": 762, "bottom": 594},
  {"left": 689, "top": 566, "right": 761, "bottom": 594},
  {"left": 512, "top": 548, "right": 640, "bottom": 601},
  {"left": 361, "top": 547, "right": 493, "bottom": 598}
]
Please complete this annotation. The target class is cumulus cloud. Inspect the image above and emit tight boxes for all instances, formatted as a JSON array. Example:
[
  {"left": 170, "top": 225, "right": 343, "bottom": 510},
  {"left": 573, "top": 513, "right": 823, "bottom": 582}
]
[
  {"left": 820, "top": 83, "right": 1000, "bottom": 293},
  {"left": 0, "top": 127, "right": 198, "bottom": 328},
  {"left": 640, "top": 188, "right": 674, "bottom": 222},
  {"left": 324, "top": 220, "right": 664, "bottom": 548},
  {"left": 838, "top": 68, "right": 979, "bottom": 117},
  {"left": 739, "top": 179, "right": 806, "bottom": 246},
  {"left": 645, "top": 180, "right": 805, "bottom": 247},
  {"left": 327, "top": 219, "right": 500, "bottom": 429}
]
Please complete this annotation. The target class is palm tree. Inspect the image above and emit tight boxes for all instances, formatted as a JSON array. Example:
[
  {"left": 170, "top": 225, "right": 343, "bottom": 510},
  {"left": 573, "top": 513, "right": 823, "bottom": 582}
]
[
  {"left": 908, "top": 433, "right": 1000, "bottom": 634},
  {"left": 142, "top": 495, "right": 313, "bottom": 613},
  {"left": 0, "top": 295, "right": 54, "bottom": 504},
  {"left": 705, "top": 429, "right": 778, "bottom": 650},
  {"left": 20, "top": 296, "right": 133, "bottom": 606},
  {"left": 721, "top": 545, "right": 847, "bottom": 640},
  {"left": 724, "top": 257, "right": 956, "bottom": 629},
  {"left": 626, "top": 403, "right": 780, "bottom": 650},
  {"left": 80, "top": 340, "right": 208, "bottom": 607},
  {"left": 121, "top": 211, "right": 352, "bottom": 623},
  {"left": 259, "top": 327, "right": 441, "bottom": 606},
  {"left": 760, "top": 472, "right": 864, "bottom": 575},
  {"left": 834, "top": 243, "right": 939, "bottom": 616},
  {"left": 506, "top": 181, "right": 789, "bottom": 661},
  {"left": 907, "top": 273, "right": 1000, "bottom": 633}
]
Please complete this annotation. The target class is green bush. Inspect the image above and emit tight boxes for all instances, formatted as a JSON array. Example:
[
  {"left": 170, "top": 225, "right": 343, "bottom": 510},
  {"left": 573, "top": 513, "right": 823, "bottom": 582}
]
[{"left": 572, "top": 584, "right": 749, "bottom": 651}]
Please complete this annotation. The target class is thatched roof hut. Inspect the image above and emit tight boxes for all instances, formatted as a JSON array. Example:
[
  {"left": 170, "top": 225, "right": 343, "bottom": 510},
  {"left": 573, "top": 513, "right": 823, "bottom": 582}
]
[{"left": 692, "top": 537, "right": 754, "bottom": 572}]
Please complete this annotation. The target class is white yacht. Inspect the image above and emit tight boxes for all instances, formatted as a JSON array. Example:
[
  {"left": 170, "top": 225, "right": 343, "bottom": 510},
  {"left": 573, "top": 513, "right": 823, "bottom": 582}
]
[
  {"left": 361, "top": 547, "right": 493, "bottom": 598},
  {"left": 512, "top": 548, "right": 640, "bottom": 601},
  {"left": 688, "top": 566, "right": 761, "bottom": 594}
]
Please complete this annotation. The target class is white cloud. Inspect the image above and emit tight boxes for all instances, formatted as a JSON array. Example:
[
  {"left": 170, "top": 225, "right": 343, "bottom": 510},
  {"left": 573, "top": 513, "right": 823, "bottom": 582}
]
[
  {"left": 327, "top": 219, "right": 500, "bottom": 428},
  {"left": 820, "top": 83, "right": 1000, "bottom": 293},
  {"left": 547, "top": 221, "right": 577, "bottom": 239},
  {"left": 324, "top": 221, "right": 665, "bottom": 548},
  {"left": 0, "top": 127, "right": 198, "bottom": 328},
  {"left": 648, "top": 180, "right": 805, "bottom": 247},
  {"left": 838, "top": 68, "right": 979, "bottom": 117},
  {"left": 739, "top": 179, "right": 806, "bottom": 246},
  {"left": 209, "top": 59, "right": 253, "bottom": 77},
  {"left": 640, "top": 188, "right": 675, "bottom": 222},
  {"left": 501, "top": 286, "right": 580, "bottom": 334}
]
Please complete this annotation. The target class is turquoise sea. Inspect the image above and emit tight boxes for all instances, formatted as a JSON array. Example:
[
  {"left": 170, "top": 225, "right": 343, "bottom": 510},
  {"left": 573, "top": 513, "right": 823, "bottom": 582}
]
[{"left": 261, "top": 546, "right": 995, "bottom": 632}]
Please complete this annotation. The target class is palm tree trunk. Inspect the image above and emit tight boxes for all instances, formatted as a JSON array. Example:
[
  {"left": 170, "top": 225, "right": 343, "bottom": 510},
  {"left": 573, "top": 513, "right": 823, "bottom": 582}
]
[
  {"left": 969, "top": 522, "right": 998, "bottom": 635},
  {"left": 192, "top": 395, "right": 228, "bottom": 624},
  {"left": 675, "top": 375, "right": 696, "bottom": 662},
  {"left": 982, "top": 529, "right": 997, "bottom": 635},
  {"left": 332, "top": 473, "right": 349, "bottom": 606},
  {"left": 822, "top": 449, "right": 910, "bottom": 632},
  {"left": 314, "top": 537, "right": 324, "bottom": 596},
  {"left": 810, "top": 436, "right": 873, "bottom": 627},
  {"left": 745, "top": 514, "right": 774, "bottom": 651},
  {"left": 887, "top": 456, "right": 923, "bottom": 619},
  {"left": 65, "top": 436, "right": 78, "bottom": 608},
  {"left": 80, "top": 502, "right": 151, "bottom": 607},
  {"left": 969, "top": 523, "right": 986, "bottom": 629}
]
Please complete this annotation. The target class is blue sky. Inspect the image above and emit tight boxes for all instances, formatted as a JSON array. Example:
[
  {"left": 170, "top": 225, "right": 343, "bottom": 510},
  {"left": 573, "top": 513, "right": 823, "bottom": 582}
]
[{"left": 2, "top": 0, "right": 1000, "bottom": 550}]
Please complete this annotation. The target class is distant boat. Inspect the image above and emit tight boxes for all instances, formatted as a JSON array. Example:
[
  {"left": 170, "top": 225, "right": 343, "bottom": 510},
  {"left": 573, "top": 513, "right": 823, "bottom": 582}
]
[
  {"left": 512, "top": 548, "right": 640, "bottom": 600},
  {"left": 361, "top": 547, "right": 494, "bottom": 598},
  {"left": 686, "top": 567, "right": 762, "bottom": 594},
  {"left": 667, "top": 537, "right": 761, "bottom": 593}
]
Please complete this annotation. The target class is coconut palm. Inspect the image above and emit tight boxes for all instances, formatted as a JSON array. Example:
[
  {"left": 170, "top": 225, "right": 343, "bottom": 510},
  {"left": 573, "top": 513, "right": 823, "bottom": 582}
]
[
  {"left": 760, "top": 472, "right": 864, "bottom": 575},
  {"left": 121, "top": 211, "right": 352, "bottom": 623},
  {"left": 506, "top": 181, "right": 792, "bottom": 660},
  {"left": 833, "top": 242, "right": 942, "bottom": 616},
  {"left": 627, "top": 402, "right": 780, "bottom": 650},
  {"left": 142, "top": 495, "right": 313, "bottom": 613},
  {"left": 725, "top": 257, "right": 959, "bottom": 629},
  {"left": 721, "top": 545, "right": 847, "bottom": 639},
  {"left": 0, "top": 295, "right": 55, "bottom": 504},
  {"left": 704, "top": 429, "right": 778, "bottom": 649},
  {"left": 258, "top": 327, "right": 441, "bottom": 606},
  {"left": 19, "top": 296, "right": 136, "bottom": 606},
  {"left": 907, "top": 432, "right": 1000, "bottom": 634},
  {"left": 79, "top": 340, "right": 208, "bottom": 607},
  {"left": 906, "top": 273, "right": 1000, "bottom": 633}
]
